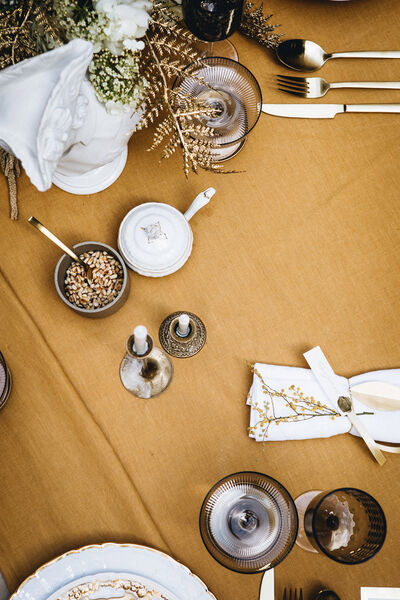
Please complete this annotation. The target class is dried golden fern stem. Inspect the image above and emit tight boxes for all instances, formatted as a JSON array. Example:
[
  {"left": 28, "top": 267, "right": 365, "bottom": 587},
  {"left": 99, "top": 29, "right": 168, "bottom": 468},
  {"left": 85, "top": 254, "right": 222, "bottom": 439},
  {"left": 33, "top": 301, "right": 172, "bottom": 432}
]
[
  {"left": 1, "top": 150, "right": 20, "bottom": 220},
  {"left": 11, "top": 0, "right": 34, "bottom": 64},
  {"left": 144, "top": 33, "right": 193, "bottom": 174}
]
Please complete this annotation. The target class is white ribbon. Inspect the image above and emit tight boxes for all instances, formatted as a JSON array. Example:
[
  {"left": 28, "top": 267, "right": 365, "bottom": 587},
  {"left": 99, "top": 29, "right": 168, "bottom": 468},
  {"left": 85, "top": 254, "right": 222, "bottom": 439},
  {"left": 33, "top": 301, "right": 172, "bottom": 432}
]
[{"left": 303, "top": 347, "right": 397, "bottom": 466}]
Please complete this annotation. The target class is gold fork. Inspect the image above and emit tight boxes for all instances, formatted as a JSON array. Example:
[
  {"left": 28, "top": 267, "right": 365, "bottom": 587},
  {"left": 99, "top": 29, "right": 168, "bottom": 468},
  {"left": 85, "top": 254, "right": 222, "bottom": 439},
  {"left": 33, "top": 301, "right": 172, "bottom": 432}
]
[{"left": 276, "top": 75, "right": 400, "bottom": 98}]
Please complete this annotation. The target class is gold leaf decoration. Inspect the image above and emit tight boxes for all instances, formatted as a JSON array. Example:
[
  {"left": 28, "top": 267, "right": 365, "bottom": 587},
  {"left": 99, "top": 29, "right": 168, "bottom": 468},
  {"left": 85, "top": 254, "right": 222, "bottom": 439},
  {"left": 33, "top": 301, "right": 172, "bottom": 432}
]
[
  {"left": 138, "top": 2, "right": 236, "bottom": 176},
  {"left": 239, "top": 2, "right": 282, "bottom": 49}
]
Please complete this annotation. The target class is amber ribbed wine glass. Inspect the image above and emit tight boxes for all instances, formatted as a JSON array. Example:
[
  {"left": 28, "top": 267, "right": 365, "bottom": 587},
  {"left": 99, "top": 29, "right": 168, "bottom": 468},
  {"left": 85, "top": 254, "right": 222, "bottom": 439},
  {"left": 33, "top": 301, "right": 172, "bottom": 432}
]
[{"left": 199, "top": 471, "right": 298, "bottom": 573}]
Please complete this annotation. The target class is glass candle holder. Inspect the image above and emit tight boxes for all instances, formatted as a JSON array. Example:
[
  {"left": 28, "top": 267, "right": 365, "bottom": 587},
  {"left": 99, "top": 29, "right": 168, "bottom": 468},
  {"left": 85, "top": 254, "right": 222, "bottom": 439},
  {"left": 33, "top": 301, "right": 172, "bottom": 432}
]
[{"left": 120, "top": 330, "right": 173, "bottom": 399}]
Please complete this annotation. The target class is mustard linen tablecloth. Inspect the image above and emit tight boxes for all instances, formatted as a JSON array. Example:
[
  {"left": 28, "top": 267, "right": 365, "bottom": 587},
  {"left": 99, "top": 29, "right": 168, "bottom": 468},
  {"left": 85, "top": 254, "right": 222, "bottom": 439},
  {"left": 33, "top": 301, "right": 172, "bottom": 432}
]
[{"left": 1, "top": 1, "right": 400, "bottom": 599}]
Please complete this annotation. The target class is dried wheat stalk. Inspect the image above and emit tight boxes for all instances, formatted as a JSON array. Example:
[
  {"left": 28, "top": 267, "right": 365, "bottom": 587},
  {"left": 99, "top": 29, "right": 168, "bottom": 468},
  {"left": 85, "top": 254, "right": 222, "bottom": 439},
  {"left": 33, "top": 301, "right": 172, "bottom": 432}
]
[{"left": 1, "top": 149, "right": 20, "bottom": 220}]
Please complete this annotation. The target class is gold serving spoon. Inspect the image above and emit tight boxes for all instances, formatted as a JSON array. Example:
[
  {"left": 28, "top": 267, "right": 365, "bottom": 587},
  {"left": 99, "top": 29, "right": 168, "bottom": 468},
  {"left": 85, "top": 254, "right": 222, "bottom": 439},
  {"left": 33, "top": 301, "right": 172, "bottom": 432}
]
[{"left": 28, "top": 216, "right": 93, "bottom": 281}]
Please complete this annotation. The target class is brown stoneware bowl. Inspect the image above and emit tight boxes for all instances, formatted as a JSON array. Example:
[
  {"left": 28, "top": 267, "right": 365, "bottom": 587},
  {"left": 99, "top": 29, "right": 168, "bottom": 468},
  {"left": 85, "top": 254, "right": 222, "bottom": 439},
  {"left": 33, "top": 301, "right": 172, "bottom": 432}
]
[{"left": 54, "top": 241, "right": 130, "bottom": 318}]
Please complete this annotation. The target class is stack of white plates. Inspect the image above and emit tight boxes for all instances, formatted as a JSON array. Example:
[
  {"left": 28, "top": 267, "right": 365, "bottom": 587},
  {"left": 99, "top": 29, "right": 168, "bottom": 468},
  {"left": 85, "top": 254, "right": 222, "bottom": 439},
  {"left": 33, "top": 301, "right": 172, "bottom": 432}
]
[{"left": 10, "top": 544, "right": 216, "bottom": 600}]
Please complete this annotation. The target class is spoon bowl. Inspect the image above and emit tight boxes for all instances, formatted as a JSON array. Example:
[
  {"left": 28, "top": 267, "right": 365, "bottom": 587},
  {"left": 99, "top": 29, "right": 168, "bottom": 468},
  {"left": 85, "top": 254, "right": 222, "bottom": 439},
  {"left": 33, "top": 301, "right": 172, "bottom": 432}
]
[
  {"left": 277, "top": 39, "right": 327, "bottom": 71},
  {"left": 276, "top": 39, "right": 400, "bottom": 72}
]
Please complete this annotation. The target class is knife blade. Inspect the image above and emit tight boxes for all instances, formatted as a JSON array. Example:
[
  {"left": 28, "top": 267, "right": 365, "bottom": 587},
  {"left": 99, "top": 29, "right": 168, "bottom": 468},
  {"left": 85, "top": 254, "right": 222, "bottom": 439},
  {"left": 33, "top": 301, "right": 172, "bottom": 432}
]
[
  {"left": 259, "top": 569, "right": 274, "bottom": 600},
  {"left": 262, "top": 104, "right": 343, "bottom": 118},
  {"left": 262, "top": 103, "right": 400, "bottom": 118}
]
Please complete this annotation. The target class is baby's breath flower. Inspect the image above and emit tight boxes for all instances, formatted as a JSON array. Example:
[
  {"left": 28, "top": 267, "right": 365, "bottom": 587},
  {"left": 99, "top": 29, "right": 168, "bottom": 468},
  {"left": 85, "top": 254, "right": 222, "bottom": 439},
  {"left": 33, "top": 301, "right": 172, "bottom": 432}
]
[
  {"left": 54, "top": 0, "right": 151, "bottom": 114},
  {"left": 89, "top": 48, "right": 147, "bottom": 113}
]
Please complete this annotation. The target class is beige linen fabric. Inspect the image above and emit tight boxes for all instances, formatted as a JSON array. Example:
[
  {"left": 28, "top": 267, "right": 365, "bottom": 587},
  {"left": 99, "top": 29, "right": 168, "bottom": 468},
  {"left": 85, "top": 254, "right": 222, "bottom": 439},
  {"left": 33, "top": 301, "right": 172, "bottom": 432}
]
[{"left": 0, "top": 1, "right": 400, "bottom": 598}]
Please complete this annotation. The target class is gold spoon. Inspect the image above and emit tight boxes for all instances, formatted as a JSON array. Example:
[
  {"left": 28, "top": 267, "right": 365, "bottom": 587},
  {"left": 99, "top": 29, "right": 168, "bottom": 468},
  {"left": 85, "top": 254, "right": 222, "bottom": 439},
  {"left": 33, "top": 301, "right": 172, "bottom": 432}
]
[
  {"left": 276, "top": 39, "right": 400, "bottom": 72},
  {"left": 28, "top": 216, "right": 93, "bottom": 281}
]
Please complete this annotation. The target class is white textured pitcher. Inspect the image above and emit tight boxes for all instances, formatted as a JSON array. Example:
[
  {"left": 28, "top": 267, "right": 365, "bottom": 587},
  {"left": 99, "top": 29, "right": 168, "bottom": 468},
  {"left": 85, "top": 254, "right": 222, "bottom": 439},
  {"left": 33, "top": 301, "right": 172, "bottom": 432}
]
[{"left": 0, "top": 39, "right": 141, "bottom": 195}]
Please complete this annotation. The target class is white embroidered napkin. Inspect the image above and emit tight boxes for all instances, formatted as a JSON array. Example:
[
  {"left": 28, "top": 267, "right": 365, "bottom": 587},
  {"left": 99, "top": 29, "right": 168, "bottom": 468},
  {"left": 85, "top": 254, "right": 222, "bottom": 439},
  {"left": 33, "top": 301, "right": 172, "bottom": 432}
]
[{"left": 247, "top": 362, "right": 400, "bottom": 444}]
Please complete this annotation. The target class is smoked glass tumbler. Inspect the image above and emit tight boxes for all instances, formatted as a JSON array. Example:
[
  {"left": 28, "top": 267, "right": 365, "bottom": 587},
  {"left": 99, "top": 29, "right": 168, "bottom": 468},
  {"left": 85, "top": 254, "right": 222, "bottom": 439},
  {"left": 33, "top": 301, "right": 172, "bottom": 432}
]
[
  {"left": 199, "top": 471, "right": 298, "bottom": 573},
  {"left": 295, "top": 487, "right": 386, "bottom": 564}
]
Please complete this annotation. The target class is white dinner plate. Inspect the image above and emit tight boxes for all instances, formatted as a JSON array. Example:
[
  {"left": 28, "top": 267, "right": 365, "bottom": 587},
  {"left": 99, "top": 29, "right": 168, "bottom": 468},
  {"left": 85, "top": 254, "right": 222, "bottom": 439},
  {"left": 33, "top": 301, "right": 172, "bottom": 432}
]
[{"left": 10, "top": 544, "right": 216, "bottom": 600}]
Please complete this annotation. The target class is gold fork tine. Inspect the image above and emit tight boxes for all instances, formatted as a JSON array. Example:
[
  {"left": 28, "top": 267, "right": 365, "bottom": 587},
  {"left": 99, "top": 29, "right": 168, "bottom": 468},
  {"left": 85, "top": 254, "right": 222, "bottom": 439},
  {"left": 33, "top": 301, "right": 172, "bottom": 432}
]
[
  {"left": 276, "top": 80, "right": 309, "bottom": 93},
  {"left": 277, "top": 87, "right": 307, "bottom": 97},
  {"left": 276, "top": 76, "right": 308, "bottom": 87},
  {"left": 277, "top": 82, "right": 308, "bottom": 91},
  {"left": 276, "top": 81, "right": 309, "bottom": 92},
  {"left": 276, "top": 74, "right": 308, "bottom": 83},
  {"left": 282, "top": 588, "right": 303, "bottom": 600}
]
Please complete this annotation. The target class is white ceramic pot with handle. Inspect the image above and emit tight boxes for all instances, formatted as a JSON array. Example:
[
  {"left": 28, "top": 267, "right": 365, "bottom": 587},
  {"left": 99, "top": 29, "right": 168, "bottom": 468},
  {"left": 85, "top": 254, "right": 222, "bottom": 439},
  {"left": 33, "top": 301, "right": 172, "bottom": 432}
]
[{"left": 118, "top": 187, "right": 216, "bottom": 277}]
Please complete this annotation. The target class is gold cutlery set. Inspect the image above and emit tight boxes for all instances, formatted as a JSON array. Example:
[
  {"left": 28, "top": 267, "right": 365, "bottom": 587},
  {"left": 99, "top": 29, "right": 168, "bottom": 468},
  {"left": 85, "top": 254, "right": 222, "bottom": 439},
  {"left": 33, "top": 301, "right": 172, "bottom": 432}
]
[{"left": 262, "top": 38, "right": 400, "bottom": 119}]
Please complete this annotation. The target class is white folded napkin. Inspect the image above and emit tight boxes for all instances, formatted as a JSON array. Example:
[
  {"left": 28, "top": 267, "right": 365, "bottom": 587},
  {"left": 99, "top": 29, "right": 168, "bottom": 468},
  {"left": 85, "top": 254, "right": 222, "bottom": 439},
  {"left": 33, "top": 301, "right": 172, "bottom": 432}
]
[{"left": 247, "top": 363, "right": 400, "bottom": 444}]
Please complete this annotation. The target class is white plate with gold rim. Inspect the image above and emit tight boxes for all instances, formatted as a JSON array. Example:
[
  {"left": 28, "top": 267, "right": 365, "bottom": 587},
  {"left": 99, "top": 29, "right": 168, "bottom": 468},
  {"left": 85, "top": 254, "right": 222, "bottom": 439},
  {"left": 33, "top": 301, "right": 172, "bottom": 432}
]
[{"left": 10, "top": 544, "right": 216, "bottom": 600}]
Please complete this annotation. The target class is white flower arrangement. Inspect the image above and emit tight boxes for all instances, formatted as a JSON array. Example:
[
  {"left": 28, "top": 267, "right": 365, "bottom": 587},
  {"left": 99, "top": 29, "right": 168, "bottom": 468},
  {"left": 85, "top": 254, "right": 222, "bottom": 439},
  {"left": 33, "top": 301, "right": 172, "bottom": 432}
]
[
  {"left": 94, "top": 0, "right": 152, "bottom": 54},
  {"left": 55, "top": 0, "right": 152, "bottom": 113}
]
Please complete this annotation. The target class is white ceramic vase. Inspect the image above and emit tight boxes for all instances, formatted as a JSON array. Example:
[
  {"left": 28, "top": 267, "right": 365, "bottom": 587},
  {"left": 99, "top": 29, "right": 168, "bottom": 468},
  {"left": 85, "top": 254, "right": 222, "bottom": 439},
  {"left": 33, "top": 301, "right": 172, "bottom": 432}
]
[
  {"left": 52, "top": 79, "right": 142, "bottom": 194},
  {"left": 0, "top": 39, "right": 141, "bottom": 195}
]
